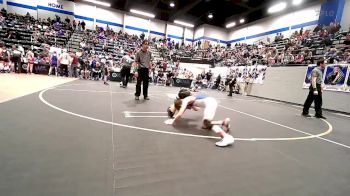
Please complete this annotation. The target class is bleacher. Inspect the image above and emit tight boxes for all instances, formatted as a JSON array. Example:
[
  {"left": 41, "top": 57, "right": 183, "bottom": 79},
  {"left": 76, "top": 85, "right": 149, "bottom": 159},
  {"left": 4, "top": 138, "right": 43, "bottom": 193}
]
[{"left": 0, "top": 14, "right": 72, "bottom": 51}]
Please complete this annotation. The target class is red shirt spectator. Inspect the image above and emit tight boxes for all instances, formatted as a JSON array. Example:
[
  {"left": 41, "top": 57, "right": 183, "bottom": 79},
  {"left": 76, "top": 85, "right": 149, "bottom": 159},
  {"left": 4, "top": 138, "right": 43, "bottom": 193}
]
[
  {"left": 70, "top": 53, "right": 78, "bottom": 65},
  {"left": 295, "top": 53, "right": 304, "bottom": 63}
]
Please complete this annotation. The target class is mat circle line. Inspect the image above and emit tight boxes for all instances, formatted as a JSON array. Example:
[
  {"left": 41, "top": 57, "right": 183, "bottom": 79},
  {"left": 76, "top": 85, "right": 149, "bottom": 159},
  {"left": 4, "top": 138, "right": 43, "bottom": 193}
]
[{"left": 39, "top": 86, "right": 333, "bottom": 141}]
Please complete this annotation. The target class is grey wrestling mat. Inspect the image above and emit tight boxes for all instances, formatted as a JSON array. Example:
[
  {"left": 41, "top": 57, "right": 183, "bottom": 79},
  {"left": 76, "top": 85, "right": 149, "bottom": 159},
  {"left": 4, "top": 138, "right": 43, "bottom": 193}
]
[{"left": 1, "top": 80, "right": 350, "bottom": 196}]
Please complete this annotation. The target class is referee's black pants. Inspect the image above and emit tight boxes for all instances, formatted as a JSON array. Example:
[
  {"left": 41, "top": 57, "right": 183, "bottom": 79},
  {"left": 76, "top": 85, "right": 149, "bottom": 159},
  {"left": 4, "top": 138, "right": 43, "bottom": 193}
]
[
  {"left": 135, "top": 67, "right": 149, "bottom": 97},
  {"left": 121, "top": 66, "right": 131, "bottom": 87},
  {"left": 302, "top": 84, "right": 322, "bottom": 116}
]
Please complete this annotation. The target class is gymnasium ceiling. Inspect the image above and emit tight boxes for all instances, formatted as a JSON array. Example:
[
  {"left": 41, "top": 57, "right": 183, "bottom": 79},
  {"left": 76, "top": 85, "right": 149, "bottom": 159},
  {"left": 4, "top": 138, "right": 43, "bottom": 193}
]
[{"left": 88, "top": 0, "right": 321, "bottom": 28}]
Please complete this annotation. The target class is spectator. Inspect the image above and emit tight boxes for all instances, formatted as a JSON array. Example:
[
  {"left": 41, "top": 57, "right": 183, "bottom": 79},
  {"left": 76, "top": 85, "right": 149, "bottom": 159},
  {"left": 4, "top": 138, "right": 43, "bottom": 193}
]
[
  {"left": 58, "top": 49, "right": 70, "bottom": 77},
  {"left": 227, "top": 75, "right": 238, "bottom": 96},
  {"left": 81, "top": 20, "right": 86, "bottom": 31},
  {"left": 69, "top": 51, "right": 79, "bottom": 77},
  {"left": 0, "top": 45, "right": 10, "bottom": 72},
  {"left": 11, "top": 45, "right": 22, "bottom": 73},
  {"left": 295, "top": 53, "right": 305, "bottom": 64},
  {"left": 344, "top": 33, "right": 350, "bottom": 45},
  {"left": 214, "top": 74, "right": 221, "bottom": 89},
  {"left": 206, "top": 70, "right": 213, "bottom": 81},
  {"left": 65, "top": 17, "right": 70, "bottom": 24},
  {"left": 304, "top": 49, "right": 313, "bottom": 63},
  {"left": 26, "top": 49, "right": 35, "bottom": 74},
  {"left": 120, "top": 50, "right": 133, "bottom": 88},
  {"left": 48, "top": 51, "right": 58, "bottom": 76},
  {"left": 91, "top": 61, "right": 102, "bottom": 80},
  {"left": 283, "top": 50, "right": 295, "bottom": 64}
]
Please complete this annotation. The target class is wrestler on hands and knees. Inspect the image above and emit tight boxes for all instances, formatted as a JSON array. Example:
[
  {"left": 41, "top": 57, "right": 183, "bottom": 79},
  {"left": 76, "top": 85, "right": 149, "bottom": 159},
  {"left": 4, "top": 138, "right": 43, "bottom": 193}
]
[{"left": 165, "top": 89, "right": 234, "bottom": 147}]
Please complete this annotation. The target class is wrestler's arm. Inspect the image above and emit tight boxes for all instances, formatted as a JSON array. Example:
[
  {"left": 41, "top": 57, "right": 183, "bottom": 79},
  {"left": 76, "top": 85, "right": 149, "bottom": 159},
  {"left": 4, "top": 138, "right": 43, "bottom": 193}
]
[{"left": 173, "top": 97, "right": 195, "bottom": 121}]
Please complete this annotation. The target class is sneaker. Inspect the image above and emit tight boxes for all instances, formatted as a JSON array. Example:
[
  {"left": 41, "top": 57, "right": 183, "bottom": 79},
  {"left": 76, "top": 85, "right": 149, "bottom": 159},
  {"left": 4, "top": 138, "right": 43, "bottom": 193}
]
[
  {"left": 144, "top": 96, "right": 150, "bottom": 100},
  {"left": 215, "top": 135, "right": 234, "bottom": 147},
  {"left": 222, "top": 118, "right": 231, "bottom": 133},
  {"left": 135, "top": 96, "right": 139, "bottom": 100},
  {"left": 301, "top": 113, "right": 312, "bottom": 118},
  {"left": 104, "top": 82, "right": 109, "bottom": 85},
  {"left": 315, "top": 115, "right": 327, "bottom": 119}
]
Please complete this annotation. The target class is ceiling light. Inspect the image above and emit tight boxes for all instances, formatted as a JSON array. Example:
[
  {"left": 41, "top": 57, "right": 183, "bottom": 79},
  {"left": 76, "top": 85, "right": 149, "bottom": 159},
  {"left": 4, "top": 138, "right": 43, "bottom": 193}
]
[
  {"left": 174, "top": 20, "right": 194, "bottom": 28},
  {"left": 292, "top": 0, "right": 302, "bottom": 5},
  {"left": 130, "top": 9, "right": 155, "bottom": 18},
  {"left": 83, "top": 0, "right": 110, "bottom": 7},
  {"left": 170, "top": 2, "right": 175, "bottom": 7},
  {"left": 208, "top": 13, "right": 213, "bottom": 19},
  {"left": 239, "top": 19, "right": 245, "bottom": 23},
  {"left": 226, "top": 22, "right": 236, "bottom": 28},
  {"left": 268, "top": 2, "right": 287, "bottom": 13}
]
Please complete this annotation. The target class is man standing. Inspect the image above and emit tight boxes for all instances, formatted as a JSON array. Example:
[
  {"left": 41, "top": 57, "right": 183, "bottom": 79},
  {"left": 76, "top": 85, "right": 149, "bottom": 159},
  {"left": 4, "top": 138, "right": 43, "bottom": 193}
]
[
  {"left": 11, "top": 45, "right": 22, "bottom": 73},
  {"left": 206, "top": 70, "right": 213, "bottom": 82},
  {"left": 302, "top": 59, "right": 327, "bottom": 119},
  {"left": 69, "top": 50, "right": 78, "bottom": 77},
  {"left": 227, "top": 75, "right": 238, "bottom": 96},
  {"left": 81, "top": 20, "right": 86, "bottom": 31},
  {"left": 134, "top": 40, "right": 152, "bottom": 100},
  {"left": 59, "top": 49, "right": 70, "bottom": 77},
  {"left": 120, "top": 50, "right": 133, "bottom": 88}
]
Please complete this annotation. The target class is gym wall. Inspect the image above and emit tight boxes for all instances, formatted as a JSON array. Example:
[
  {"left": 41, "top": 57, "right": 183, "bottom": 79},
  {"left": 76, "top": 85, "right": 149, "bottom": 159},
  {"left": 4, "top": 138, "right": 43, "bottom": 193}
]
[
  {"left": 166, "top": 24, "right": 184, "bottom": 41},
  {"left": 73, "top": 2, "right": 94, "bottom": 29},
  {"left": 249, "top": 66, "right": 350, "bottom": 114},
  {"left": 6, "top": 0, "right": 38, "bottom": 19},
  {"left": 194, "top": 26, "right": 205, "bottom": 43},
  {"left": 124, "top": 14, "right": 149, "bottom": 36},
  {"left": 37, "top": 0, "right": 75, "bottom": 21},
  {"left": 2, "top": 0, "right": 193, "bottom": 43},
  {"left": 340, "top": 0, "right": 350, "bottom": 31},
  {"left": 184, "top": 28, "right": 194, "bottom": 45},
  {"left": 95, "top": 7, "right": 123, "bottom": 32},
  {"left": 227, "top": 3, "right": 321, "bottom": 44},
  {"left": 202, "top": 24, "right": 228, "bottom": 46},
  {"left": 150, "top": 19, "right": 166, "bottom": 39}
]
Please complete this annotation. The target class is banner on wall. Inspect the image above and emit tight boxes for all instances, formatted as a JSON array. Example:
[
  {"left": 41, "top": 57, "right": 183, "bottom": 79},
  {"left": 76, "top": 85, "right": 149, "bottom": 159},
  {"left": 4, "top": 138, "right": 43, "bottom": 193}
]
[
  {"left": 345, "top": 70, "right": 350, "bottom": 93},
  {"left": 302, "top": 64, "right": 350, "bottom": 93},
  {"left": 229, "top": 65, "right": 267, "bottom": 84},
  {"left": 303, "top": 64, "right": 319, "bottom": 88},
  {"left": 323, "top": 64, "right": 348, "bottom": 91}
]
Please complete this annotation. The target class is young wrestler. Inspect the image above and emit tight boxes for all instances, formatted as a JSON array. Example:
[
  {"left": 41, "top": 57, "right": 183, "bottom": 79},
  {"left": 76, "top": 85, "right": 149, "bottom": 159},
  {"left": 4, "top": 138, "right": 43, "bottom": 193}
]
[{"left": 166, "top": 89, "right": 234, "bottom": 147}]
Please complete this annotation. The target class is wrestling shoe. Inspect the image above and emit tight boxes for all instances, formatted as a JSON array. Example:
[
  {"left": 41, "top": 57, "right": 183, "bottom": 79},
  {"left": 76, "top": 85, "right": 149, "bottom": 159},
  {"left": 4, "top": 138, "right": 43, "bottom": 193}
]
[{"left": 215, "top": 135, "right": 234, "bottom": 147}]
